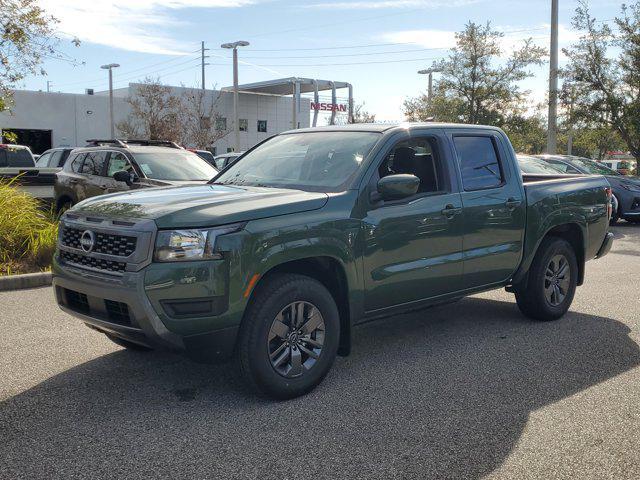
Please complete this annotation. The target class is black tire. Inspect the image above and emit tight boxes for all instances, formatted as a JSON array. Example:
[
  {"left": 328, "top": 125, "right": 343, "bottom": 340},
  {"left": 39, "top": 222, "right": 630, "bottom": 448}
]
[
  {"left": 609, "top": 195, "right": 619, "bottom": 225},
  {"left": 57, "top": 198, "right": 74, "bottom": 216},
  {"left": 515, "top": 237, "right": 578, "bottom": 321},
  {"left": 237, "top": 273, "right": 340, "bottom": 400},
  {"left": 105, "top": 334, "right": 153, "bottom": 351},
  {"left": 625, "top": 217, "right": 640, "bottom": 224}
]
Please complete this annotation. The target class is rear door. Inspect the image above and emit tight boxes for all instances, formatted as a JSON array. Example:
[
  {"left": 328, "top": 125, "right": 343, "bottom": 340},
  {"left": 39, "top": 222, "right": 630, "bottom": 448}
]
[
  {"left": 449, "top": 130, "right": 526, "bottom": 289},
  {"left": 77, "top": 151, "right": 108, "bottom": 200}
]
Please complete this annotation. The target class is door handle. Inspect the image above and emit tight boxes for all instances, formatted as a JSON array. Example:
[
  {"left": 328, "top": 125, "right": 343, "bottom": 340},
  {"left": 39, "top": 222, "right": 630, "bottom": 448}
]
[
  {"left": 441, "top": 204, "right": 462, "bottom": 218},
  {"left": 505, "top": 198, "right": 522, "bottom": 210}
]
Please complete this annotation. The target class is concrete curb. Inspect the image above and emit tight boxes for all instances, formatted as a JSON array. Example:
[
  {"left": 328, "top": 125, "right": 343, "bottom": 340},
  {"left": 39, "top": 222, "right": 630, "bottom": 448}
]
[{"left": 0, "top": 272, "right": 52, "bottom": 291}]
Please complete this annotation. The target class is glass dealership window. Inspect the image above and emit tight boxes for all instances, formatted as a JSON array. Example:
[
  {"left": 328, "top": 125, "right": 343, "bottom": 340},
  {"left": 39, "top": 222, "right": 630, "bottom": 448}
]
[
  {"left": 257, "top": 120, "right": 267, "bottom": 133},
  {"left": 239, "top": 119, "right": 248, "bottom": 132}
]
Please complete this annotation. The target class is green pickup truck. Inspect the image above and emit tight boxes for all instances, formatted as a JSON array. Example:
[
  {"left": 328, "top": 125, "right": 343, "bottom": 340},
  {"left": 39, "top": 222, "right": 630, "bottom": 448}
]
[{"left": 53, "top": 124, "right": 614, "bottom": 398}]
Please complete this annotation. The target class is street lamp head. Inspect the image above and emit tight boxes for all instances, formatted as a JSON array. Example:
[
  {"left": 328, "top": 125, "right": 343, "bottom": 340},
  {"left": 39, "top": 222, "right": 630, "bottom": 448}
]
[
  {"left": 221, "top": 40, "right": 250, "bottom": 49},
  {"left": 418, "top": 67, "right": 442, "bottom": 75},
  {"left": 101, "top": 63, "right": 120, "bottom": 69}
]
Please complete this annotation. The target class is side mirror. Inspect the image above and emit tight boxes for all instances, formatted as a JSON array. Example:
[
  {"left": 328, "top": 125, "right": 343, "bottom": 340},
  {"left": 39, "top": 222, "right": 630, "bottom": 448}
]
[
  {"left": 113, "top": 170, "right": 133, "bottom": 186},
  {"left": 377, "top": 174, "right": 420, "bottom": 201}
]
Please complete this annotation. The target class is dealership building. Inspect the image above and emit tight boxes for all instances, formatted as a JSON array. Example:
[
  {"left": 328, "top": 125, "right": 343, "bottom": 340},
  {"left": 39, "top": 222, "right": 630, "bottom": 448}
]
[{"left": 0, "top": 78, "right": 354, "bottom": 154}]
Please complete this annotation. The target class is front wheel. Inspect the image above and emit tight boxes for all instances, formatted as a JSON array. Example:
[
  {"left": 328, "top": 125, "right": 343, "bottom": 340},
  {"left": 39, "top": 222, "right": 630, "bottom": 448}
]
[
  {"left": 515, "top": 237, "right": 578, "bottom": 321},
  {"left": 237, "top": 273, "right": 340, "bottom": 399}
]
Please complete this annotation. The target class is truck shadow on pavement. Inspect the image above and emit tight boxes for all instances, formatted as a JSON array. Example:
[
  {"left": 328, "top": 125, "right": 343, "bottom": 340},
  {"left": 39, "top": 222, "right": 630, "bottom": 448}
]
[{"left": 2, "top": 297, "right": 639, "bottom": 479}]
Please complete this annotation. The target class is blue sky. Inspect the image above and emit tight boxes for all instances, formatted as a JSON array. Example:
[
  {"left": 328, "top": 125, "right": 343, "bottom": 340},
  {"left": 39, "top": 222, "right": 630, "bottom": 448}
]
[{"left": 26, "top": 0, "right": 620, "bottom": 121}]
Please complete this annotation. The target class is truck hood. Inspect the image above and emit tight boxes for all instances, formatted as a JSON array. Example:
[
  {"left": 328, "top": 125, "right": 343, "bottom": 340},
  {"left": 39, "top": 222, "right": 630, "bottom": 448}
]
[{"left": 71, "top": 184, "right": 329, "bottom": 228}]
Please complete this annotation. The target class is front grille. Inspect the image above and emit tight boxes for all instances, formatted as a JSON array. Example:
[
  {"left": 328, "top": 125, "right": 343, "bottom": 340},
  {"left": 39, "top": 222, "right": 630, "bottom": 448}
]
[
  {"left": 105, "top": 300, "right": 132, "bottom": 326},
  {"left": 60, "top": 250, "right": 126, "bottom": 274},
  {"left": 61, "top": 227, "right": 137, "bottom": 257}
]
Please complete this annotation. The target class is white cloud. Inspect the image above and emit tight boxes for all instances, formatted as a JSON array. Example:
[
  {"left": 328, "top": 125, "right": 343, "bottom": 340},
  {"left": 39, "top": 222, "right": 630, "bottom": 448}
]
[
  {"left": 306, "top": 0, "right": 479, "bottom": 9},
  {"left": 380, "top": 23, "right": 580, "bottom": 58},
  {"left": 38, "top": 0, "right": 257, "bottom": 55}
]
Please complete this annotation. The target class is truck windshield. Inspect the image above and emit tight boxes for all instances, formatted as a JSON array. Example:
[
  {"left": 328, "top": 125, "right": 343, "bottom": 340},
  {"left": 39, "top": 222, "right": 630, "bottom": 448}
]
[
  {"left": 214, "top": 131, "right": 381, "bottom": 192},
  {"left": 133, "top": 151, "right": 218, "bottom": 181}
]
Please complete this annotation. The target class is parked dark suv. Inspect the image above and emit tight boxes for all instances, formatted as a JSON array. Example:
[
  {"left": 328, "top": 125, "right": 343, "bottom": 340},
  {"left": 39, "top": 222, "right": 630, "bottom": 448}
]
[{"left": 54, "top": 139, "right": 218, "bottom": 212}]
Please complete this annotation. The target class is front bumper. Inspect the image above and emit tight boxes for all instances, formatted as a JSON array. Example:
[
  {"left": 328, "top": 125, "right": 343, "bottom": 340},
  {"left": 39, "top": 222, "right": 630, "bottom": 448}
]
[
  {"left": 53, "top": 256, "right": 239, "bottom": 361},
  {"left": 595, "top": 232, "right": 614, "bottom": 259}
]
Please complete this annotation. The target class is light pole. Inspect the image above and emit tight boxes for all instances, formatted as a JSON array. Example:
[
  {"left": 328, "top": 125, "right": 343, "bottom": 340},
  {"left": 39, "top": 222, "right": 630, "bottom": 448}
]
[
  {"left": 547, "top": 0, "right": 559, "bottom": 154},
  {"left": 101, "top": 63, "right": 120, "bottom": 138},
  {"left": 418, "top": 68, "right": 442, "bottom": 107},
  {"left": 221, "top": 41, "right": 249, "bottom": 152}
]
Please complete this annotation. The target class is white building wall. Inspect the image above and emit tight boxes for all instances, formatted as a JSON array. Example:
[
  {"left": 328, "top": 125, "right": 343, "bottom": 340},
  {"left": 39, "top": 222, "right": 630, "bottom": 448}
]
[
  {"left": 0, "top": 84, "right": 311, "bottom": 154},
  {"left": 0, "top": 90, "right": 130, "bottom": 148}
]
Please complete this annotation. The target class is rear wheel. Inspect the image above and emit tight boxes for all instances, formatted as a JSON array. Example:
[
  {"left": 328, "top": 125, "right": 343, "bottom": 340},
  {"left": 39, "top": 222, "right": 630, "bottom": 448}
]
[
  {"left": 609, "top": 194, "right": 619, "bottom": 225},
  {"left": 56, "top": 198, "right": 74, "bottom": 216},
  {"left": 515, "top": 237, "right": 578, "bottom": 321},
  {"left": 237, "top": 273, "right": 340, "bottom": 399}
]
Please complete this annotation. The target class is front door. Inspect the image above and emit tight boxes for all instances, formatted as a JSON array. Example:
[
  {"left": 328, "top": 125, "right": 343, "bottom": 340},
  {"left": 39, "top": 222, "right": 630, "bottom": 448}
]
[
  {"left": 102, "top": 152, "right": 135, "bottom": 194},
  {"left": 450, "top": 132, "right": 526, "bottom": 289},
  {"left": 362, "top": 133, "right": 464, "bottom": 312}
]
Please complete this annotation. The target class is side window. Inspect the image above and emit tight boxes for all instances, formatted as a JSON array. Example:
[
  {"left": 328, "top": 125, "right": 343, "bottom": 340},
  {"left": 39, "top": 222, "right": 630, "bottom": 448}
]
[
  {"left": 106, "top": 152, "right": 133, "bottom": 177},
  {"left": 49, "top": 150, "right": 63, "bottom": 167},
  {"left": 453, "top": 136, "right": 504, "bottom": 191},
  {"left": 377, "top": 136, "right": 446, "bottom": 194},
  {"left": 71, "top": 153, "right": 86, "bottom": 173},
  {"left": 35, "top": 152, "right": 52, "bottom": 167},
  {"left": 81, "top": 151, "right": 106, "bottom": 175}
]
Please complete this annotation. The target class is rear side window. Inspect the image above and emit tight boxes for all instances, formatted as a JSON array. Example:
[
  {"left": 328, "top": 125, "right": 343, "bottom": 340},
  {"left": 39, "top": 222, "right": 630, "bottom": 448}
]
[
  {"left": 453, "top": 136, "right": 504, "bottom": 191},
  {"left": 80, "top": 151, "right": 107, "bottom": 175},
  {"left": 71, "top": 153, "right": 86, "bottom": 173},
  {"left": 2, "top": 147, "right": 34, "bottom": 167},
  {"left": 35, "top": 151, "right": 52, "bottom": 167},
  {"left": 50, "top": 150, "right": 63, "bottom": 167}
]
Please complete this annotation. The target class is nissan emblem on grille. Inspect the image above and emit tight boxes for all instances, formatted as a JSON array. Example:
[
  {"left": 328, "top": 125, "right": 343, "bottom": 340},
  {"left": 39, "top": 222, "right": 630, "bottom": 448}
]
[{"left": 80, "top": 230, "right": 96, "bottom": 253}]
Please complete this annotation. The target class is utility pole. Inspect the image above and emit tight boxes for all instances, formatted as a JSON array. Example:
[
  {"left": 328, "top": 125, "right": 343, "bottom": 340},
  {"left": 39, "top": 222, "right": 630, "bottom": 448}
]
[
  {"left": 201, "top": 41, "right": 209, "bottom": 90},
  {"left": 547, "top": 0, "right": 559, "bottom": 154},
  {"left": 101, "top": 63, "right": 120, "bottom": 138},
  {"left": 221, "top": 41, "right": 249, "bottom": 152},
  {"left": 46, "top": 81, "right": 52, "bottom": 93}
]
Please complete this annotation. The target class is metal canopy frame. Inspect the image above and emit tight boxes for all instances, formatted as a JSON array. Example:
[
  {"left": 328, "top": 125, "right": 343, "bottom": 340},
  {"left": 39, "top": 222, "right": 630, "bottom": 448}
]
[{"left": 222, "top": 77, "right": 353, "bottom": 128}]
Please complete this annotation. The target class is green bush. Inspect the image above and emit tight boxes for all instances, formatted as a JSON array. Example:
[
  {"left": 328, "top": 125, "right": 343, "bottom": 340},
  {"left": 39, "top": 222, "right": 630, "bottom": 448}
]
[{"left": 0, "top": 180, "right": 58, "bottom": 275}]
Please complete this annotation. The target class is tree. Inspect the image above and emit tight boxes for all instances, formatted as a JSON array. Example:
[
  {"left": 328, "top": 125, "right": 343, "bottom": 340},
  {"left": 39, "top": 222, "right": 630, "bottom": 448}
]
[
  {"left": 116, "top": 78, "right": 182, "bottom": 141},
  {"left": 403, "top": 22, "right": 546, "bottom": 125},
  {"left": 351, "top": 102, "right": 376, "bottom": 123},
  {"left": 562, "top": 1, "right": 640, "bottom": 166},
  {"left": 177, "top": 87, "right": 229, "bottom": 149},
  {"left": 1, "top": 0, "right": 58, "bottom": 112}
]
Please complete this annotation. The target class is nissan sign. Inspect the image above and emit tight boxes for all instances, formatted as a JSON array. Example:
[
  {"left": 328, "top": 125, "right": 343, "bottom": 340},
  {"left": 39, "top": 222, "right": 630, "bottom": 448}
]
[{"left": 311, "top": 102, "right": 347, "bottom": 112}]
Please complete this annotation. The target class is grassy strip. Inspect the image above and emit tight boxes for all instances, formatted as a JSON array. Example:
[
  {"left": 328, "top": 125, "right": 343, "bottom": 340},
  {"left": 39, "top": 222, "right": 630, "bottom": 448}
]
[{"left": 0, "top": 179, "right": 58, "bottom": 276}]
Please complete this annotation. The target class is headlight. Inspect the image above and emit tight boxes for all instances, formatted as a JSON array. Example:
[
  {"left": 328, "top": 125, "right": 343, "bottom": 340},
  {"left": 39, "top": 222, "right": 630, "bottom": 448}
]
[
  {"left": 621, "top": 182, "right": 640, "bottom": 192},
  {"left": 154, "top": 224, "right": 243, "bottom": 262}
]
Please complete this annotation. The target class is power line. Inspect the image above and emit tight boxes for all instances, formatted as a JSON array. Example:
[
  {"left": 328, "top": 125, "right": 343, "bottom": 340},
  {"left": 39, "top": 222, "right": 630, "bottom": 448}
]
[
  {"left": 54, "top": 49, "right": 201, "bottom": 88},
  {"left": 240, "top": 47, "right": 448, "bottom": 59},
  {"left": 247, "top": 41, "right": 423, "bottom": 52},
  {"left": 213, "top": 56, "right": 442, "bottom": 67}
]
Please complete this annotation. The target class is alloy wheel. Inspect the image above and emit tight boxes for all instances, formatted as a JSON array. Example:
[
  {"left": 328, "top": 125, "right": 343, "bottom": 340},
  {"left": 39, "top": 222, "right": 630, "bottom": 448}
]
[
  {"left": 267, "top": 301, "right": 325, "bottom": 378},
  {"left": 544, "top": 254, "right": 571, "bottom": 306}
]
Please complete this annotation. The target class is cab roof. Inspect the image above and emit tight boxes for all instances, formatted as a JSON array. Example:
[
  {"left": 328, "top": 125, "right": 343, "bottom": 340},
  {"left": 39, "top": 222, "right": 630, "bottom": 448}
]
[{"left": 285, "top": 122, "right": 503, "bottom": 134}]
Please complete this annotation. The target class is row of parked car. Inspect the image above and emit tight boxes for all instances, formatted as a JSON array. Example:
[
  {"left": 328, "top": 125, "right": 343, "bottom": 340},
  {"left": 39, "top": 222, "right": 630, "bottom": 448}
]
[
  {"left": 2, "top": 138, "right": 639, "bottom": 225},
  {"left": 517, "top": 154, "right": 640, "bottom": 224},
  {"left": 0, "top": 140, "right": 243, "bottom": 212}
]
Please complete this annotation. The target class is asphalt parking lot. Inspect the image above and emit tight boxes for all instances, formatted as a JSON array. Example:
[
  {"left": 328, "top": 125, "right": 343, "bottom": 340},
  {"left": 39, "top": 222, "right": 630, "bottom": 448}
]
[{"left": 1, "top": 224, "right": 640, "bottom": 480}]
